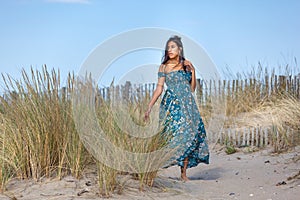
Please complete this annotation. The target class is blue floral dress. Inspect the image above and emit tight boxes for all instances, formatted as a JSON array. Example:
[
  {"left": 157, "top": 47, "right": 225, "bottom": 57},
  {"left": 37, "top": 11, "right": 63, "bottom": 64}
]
[{"left": 158, "top": 70, "right": 209, "bottom": 169}]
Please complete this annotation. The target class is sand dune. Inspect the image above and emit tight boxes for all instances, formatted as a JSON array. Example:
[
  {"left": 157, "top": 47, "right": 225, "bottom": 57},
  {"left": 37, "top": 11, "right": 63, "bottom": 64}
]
[{"left": 1, "top": 146, "right": 299, "bottom": 200}]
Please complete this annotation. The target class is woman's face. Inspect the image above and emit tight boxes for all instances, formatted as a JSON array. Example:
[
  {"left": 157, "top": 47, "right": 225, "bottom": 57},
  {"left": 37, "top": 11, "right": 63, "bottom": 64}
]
[{"left": 167, "top": 41, "right": 180, "bottom": 59}]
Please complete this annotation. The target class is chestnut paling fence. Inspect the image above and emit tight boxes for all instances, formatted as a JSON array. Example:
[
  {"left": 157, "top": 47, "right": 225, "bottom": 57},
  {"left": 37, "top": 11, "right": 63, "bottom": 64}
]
[
  {"left": 95, "top": 75, "right": 300, "bottom": 104},
  {"left": 75, "top": 74, "right": 300, "bottom": 148}
]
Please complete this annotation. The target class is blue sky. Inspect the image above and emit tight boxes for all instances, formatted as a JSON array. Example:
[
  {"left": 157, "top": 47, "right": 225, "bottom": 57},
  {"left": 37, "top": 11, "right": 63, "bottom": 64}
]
[{"left": 0, "top": 0, "right": 300, "bottom": 89}]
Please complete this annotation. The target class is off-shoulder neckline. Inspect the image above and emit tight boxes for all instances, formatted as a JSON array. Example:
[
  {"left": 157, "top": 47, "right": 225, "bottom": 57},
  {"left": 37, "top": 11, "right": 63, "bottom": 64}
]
[{"left": 159, "top": 70, "right": 191, "bottom": 75}]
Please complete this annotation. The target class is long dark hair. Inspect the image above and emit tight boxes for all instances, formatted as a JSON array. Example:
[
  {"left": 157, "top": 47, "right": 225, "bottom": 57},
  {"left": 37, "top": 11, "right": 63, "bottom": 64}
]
[{"left": 161, "top": 35, "right": 186, "bottom": 71}]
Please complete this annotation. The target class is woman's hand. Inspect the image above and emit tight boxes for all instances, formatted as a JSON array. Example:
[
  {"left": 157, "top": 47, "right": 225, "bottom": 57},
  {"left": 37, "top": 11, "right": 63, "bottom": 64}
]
[
  {"left": 183, "top": 60, "right": 195, "bottom": 72},
  {"left": 184, "top": 60, "right": 197, "bottom": 92},
  {"left": 144, "top": 107, "right": 151, "bottom": 121}
]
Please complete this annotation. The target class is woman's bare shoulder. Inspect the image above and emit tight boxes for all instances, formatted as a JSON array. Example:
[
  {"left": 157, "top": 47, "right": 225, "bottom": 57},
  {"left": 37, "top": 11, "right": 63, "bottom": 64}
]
[{"left": 158, "top": 64, "right": 166, "bottom": 72}]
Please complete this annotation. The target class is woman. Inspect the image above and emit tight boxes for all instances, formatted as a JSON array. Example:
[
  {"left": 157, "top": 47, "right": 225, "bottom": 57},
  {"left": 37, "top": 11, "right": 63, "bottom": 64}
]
[{"left": 144, "top": 35, "right": 209, "bottom": 181}]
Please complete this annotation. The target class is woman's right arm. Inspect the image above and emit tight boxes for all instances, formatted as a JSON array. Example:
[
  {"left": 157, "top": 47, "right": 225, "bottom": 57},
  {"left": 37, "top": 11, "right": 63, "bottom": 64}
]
[
  {"left": 146, "top": 83, "right": 164, "bottom": 112},
  {"left": 144, "top": 65, "right": 166, "bottom": 120}
]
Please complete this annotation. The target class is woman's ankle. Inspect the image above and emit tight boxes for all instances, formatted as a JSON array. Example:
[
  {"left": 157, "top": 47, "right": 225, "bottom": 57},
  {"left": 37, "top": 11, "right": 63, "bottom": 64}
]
[{"left": 180, "top": 174, "right": 190, "bottom": 181}]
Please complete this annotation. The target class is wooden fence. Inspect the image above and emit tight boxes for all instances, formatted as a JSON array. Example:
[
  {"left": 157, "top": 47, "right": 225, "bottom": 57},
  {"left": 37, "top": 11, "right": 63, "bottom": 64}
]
[
  {"left": 96, "top": 75, "right": 300, "bottom": 104},
  {"left": 57, "top": 74, "right": 300, "bottom": 148},
  {"left": 209, "top": 126, "right": 299, "bottom": 148}
]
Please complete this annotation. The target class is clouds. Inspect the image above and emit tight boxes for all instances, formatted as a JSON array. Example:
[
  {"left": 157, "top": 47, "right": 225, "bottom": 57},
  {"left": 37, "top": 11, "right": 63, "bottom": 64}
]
[{"left": 45, "top": 0, "right": 91, "bottom": 4}]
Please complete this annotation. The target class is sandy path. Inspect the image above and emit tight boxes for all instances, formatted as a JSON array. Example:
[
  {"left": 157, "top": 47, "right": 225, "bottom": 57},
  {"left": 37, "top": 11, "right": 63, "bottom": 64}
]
[{"left": 1, "top": 146, "right": 299, "bottom": 200}]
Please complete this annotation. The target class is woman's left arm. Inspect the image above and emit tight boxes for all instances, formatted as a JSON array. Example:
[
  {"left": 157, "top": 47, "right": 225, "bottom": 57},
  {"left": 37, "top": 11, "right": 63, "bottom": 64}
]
[{"left": 184, "top": 60, "right": 196, "bottom": 92}]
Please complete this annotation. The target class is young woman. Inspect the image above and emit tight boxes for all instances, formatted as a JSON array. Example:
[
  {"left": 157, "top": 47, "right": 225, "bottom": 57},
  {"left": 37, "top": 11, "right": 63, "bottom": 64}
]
[{"left": 144, "top": 35, "right": 209, "bottom": 181}]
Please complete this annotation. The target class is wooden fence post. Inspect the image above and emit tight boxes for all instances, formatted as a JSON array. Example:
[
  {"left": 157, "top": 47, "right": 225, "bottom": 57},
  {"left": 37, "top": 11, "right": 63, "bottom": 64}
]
[
  {"left": 274, "top": 75, "right": 278, "bottom": 94},
  {"left": 264, "top": 128, "right": 269, "bottom": 146},
  {"left": 265, "top": 75, "right": 269, "bottom": 98},
  {"left": 255, "top": 127, "right": 259, "bottom": 147},
  {"left": 251, "top": 128, "right": 255, "bottom": 146},
  {"left": 297, "top": 77, "right": 300, "bottom": 98},
  {"left": 237, "top": 129, "right": 241, "bottom": 146},
  {"left": 219, "top": 129, "right": 223, "bottom": 145},
  {"left": 242, "top": 128, "right": 246, "bottom": 146},
  {"left": 279, "top": 75, "right": 286, "bottom": 92}
]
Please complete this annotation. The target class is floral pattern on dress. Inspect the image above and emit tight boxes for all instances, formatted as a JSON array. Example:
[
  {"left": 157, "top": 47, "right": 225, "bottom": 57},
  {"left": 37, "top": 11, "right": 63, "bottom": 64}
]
[{"left": 158, "top": 70, "right": 209, "bottom": 169}]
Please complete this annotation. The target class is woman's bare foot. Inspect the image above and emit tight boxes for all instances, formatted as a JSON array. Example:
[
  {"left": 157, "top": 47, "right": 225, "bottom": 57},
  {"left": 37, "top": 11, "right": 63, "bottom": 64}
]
[
  {"left": 181, "top": 175, "right": 190, "bottom": 182},
  {"left": 180, "top": 158, "right": 190, "bottom": 182}
]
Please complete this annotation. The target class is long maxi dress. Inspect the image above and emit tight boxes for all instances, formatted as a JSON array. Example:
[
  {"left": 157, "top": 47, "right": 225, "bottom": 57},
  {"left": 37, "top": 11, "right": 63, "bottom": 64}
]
[{"left": 158, "top": 69, "right": 210, "bottom": 169}]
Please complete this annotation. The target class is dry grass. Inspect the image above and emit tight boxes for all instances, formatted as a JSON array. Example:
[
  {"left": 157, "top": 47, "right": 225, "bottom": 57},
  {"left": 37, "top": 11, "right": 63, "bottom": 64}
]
[
  {"left": 0, "top": 65, "right": 299, "bottom": 196},
  {"left": 0, "top": 67, "right": 170, "bottom": 195},
  {"left": 0, "top": 66, "right": 89, "bottom": 191},
  {"left": 232, "top": 93, "right": 300, "bottom": 151},
  {"left": 66, "top": 75, "right": 175, "bottom": 196},
  {"left": 201, "top": 65, "right": 300, "bottom": 152}
]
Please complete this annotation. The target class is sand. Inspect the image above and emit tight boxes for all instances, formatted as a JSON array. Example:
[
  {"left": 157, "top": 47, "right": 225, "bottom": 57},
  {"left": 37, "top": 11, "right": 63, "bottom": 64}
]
[{"left": 1, "top": 145, "right": 299, "bottom": 200}]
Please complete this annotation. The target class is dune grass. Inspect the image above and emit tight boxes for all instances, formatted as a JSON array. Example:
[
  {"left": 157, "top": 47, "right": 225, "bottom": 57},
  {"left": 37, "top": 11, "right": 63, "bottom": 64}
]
[
  {"left": 0, "top": 65, "right": 299, "bottom": 196},
  {"left": 0, "top": 66, "right": 89, "bottom": 191},
  {"left": 215, "top": 65, "right": 300, "bottom": 151},
  {"left": 70, "top": 76, "right": 176, "bottom": 196},
  {"left": 0, "top": 66, "right": 173, "bottom": 195}
]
